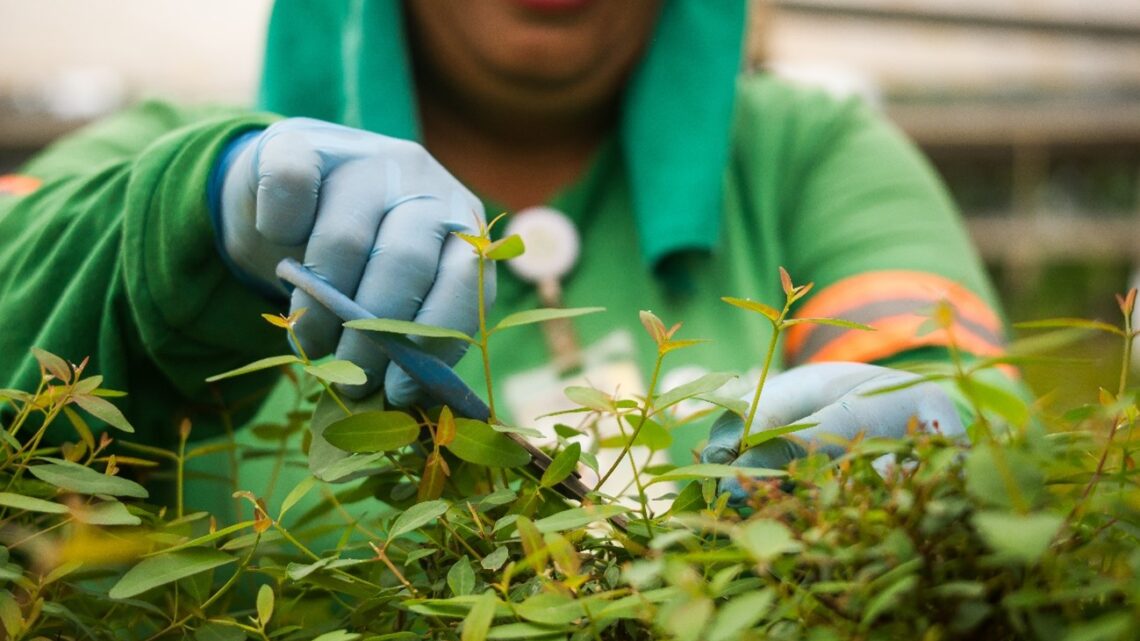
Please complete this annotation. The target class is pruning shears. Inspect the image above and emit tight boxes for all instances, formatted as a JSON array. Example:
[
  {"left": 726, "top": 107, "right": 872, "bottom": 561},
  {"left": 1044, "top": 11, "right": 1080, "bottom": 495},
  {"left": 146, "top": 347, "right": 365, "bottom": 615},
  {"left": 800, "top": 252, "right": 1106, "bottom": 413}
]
[{"left": 275, "top": 257, "right": 594, "bottom": 504}]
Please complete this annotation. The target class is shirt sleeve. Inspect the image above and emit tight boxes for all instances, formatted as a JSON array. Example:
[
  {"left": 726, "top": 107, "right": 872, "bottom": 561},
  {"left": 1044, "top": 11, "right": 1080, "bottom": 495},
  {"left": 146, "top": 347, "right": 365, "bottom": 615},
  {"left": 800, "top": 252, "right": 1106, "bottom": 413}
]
[
  {"left": 736, "top": 78, "right": 1006, "bottom": 368},
  {"left": 0, "top": 101, "right": 283, "bottom": 445}
]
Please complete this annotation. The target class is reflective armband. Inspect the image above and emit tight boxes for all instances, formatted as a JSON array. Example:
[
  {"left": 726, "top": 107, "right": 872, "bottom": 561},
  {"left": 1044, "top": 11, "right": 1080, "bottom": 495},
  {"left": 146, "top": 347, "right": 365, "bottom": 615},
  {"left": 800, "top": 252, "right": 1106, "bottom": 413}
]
[
  {"left": 0, "top": 174, "right": 42, "bottom": 197},
  {"left": 784, "top": 270, "right": 1005, "bottom": 365}
]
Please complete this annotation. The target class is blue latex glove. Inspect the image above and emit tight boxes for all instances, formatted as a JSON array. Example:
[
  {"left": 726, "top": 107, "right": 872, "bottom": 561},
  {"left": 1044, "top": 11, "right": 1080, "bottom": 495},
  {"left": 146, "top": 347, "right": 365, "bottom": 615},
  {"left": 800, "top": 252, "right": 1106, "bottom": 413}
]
[
  {"left": 214, "top": 118, "right": 489, "bottom": 404},
  {"left": 700, "top": 362, "right": 964, "bottom": 502}
]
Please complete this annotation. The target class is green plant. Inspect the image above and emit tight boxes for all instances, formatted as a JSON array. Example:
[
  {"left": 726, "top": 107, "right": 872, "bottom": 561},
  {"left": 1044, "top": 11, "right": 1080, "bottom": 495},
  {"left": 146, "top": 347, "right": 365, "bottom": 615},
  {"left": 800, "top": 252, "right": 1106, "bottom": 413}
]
[{"left": 2, "top": 252, "right": 1138, "bottom": 640}]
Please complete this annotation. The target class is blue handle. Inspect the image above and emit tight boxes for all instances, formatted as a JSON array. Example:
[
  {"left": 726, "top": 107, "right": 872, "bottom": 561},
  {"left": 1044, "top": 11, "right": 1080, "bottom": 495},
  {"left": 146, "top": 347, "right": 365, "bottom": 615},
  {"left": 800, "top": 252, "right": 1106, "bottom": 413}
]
[{"left": 275, "top": 258, "right": 491, "bottom": 422}]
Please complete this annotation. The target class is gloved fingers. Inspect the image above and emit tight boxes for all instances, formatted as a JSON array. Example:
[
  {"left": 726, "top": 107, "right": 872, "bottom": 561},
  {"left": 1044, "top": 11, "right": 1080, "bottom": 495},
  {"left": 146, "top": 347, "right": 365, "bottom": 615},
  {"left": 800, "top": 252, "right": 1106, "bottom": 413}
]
[
  {"left": 331, "top": 196, "right": 470, "bottom": 399},
  {"left": 717, "top": 437, "right": 807, "bottom": 503},
  {"left": 289, "top": 164, "right": 393, "bottom": 359},
  {"left": 701, "top": 411, "right": 746, "bottom": 464},
  {"left": 701, "top": 363, "right": 876, "bottom": 459},
  {"left": 383, "top": 229, "right": 487, "bottom": 406},
  {"left": 250, "top": 125, "right": 327, "bottom": 246}
]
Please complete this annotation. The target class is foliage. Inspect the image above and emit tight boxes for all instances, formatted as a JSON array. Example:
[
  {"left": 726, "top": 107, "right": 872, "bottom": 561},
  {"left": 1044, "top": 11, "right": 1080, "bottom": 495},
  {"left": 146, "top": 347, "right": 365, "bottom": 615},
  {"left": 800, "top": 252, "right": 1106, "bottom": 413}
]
[{"left": 2, "top": 247, "right": 1138, "bottom": 639}]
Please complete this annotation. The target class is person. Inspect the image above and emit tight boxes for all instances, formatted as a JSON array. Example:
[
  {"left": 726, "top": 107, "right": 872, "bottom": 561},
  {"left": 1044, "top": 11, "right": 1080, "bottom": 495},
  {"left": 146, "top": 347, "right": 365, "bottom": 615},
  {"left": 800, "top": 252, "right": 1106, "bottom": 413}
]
[{"left": 0, "top": 0, "right": 1009, "bottom": 508}]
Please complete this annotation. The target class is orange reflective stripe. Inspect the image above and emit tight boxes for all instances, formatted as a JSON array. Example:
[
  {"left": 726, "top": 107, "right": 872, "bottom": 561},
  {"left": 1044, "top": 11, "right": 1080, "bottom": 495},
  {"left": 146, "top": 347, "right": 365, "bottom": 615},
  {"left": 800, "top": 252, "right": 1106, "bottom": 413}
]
[
  {"left": 805, "top": 314, "right": 1003, "bottom": 363},
  {"left": 784, "top": 270, "right": 1005, "bottom": 364},
  {"left": 0, "top": 174, "right": 42, "bottom": 196}
]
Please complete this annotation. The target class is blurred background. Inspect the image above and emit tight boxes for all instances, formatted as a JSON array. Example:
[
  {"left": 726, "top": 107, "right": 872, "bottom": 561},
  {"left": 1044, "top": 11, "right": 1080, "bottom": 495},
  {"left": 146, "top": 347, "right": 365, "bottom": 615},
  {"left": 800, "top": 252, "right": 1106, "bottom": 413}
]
[{"left": 2, "top": 0, "right": 1138, "bottom": 404}]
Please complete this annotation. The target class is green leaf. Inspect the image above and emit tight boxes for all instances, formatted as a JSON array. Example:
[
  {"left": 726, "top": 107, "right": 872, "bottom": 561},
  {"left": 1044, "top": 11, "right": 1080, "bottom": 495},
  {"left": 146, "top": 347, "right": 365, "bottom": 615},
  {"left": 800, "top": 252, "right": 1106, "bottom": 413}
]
[
  {"left": 418, "top": 451, "right": 449, "bottom": 502},
  {"left": 663, "top": 596, "right": 714, "bottom": 641},
  {"left": 478, "top": 489, "right": 517, "bottom": 509},
  {"left": 72, "top": 394, "right": 134, "bottom": 433},
  {"left": 782, "top": 317, "right": 876, "bottom": 332},
  {"left": 388, "top": 500, "right": 449, "bottom": 540},
  {"left": 485, "top": 234, "right": 525, "bottom": 261},
  {"left": 194, "top": 621, "right": 246, "bottom": 641},
  {"left": 62, "top": 406, "right": 96, "bottom": 450},
  {"left": 732, "top": 520, "right": 802, "bottom": 561},
  {"left": 307, "top": 391, "right": 385, "bottom": 482},
  {"left": 531, "top": 505, "right": 632, "bottom": 533},
  {"left": 486, "top": 622, "right": 570, "bottom": 640},
  {"left": 317, "top": 453, "right": 386, "bottom": 482},
  {"left": 695, "top": 394, "right": 749, "bottom": 417},
  {"left": 653, "top": 373, "right": 736, "bottom": 411},
  {"left": 344, "top": 318, "right": 474, "bottom": 342},
  {"left": 706, "top": 589, "right": 775, "bottom": 641},
  {"left": 257, "top": 584, "right": 274, "bottom": 626},
  {"left": 462, "top": 590, "right": 498, "bottom": 641},
  {"left": 630, "top": 416, "right": 672, "bottom": 451},
  {"left": 741, "top": 422, "right": 816, "bottom": 450},
  {"left": 965, "top": 445, "right": 1044, "bottom": 510},
  {"left": 445, "top": 419, "right": 530, "bottom": 468},
  {"left": 448, "top": 556, "right": 476, "bottom": 596},
  {"left": 540, "top": 442, "right": 581, "bottom": 488},
  {"left": 311, "top": 632, "right": 363, "bottom": 641},
  {"left": 862, "top": 575, "right": 919, "bottom": 626},
  {"left": 481, "top": 546, "right": 509, "bottom": 571},
  {"left": 514, "top": 591, "right": 586, "bottom": 626},
  {"left": 279, "top": 476, "right": 317, "bottom": 519},
  {"left": 29, "top": 459, "right": 148, "bottom": 498},
  {"left": 152, "top": 520, "right": 256, "bottom": 557},
  {"left": 205, "top": 355, "right": 300, "bottom": 382},
  {"left": 109, "top": 548, "right": 235, "bottom": 599},
  {"left": 304, "top": 359, "right": 367, "bottom": 385},
  {"left": 646, "top": 463, "right": 785, "bottom": 486},
  {"left": 665, "top": 481, "right": 705, "bottom": 516},
  {"left": 493, "top": 307, "right": 605, "bottom": 332},
  {"left": 972, "top": 510, "right": 1063, "bottom": 563},
  {"left": 721, "top": 297, "right": 779, "bottom": 321},
  {"left": 1013, "top": 318, "right": 1124, "bottom": 336},
  {"left": 32, "top": 347, "right": 72, "bottom": 383},
  {"left": 323, "top": 411, "right": 420, "bottom": 453},
  {"left": 71, "top": 500, "right": 141, "bottom": 526},
  {"left": 563, "top": 386, "right": 612, "bottom": 412},
  {"left": 959, "top": 378, "right": 1030, "bottom": 427},
  {"left": 490, "top": 423, "right": 544, "bottom": 439},
  {"left": 0, "top": 492, "right": 69, "bottom": 514}
]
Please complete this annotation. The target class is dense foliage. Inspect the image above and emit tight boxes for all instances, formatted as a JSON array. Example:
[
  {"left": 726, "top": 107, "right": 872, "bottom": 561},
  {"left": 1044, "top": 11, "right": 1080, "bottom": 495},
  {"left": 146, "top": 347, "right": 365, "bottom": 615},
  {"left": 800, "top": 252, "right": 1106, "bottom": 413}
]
[{"left": 2, "top": 248, "right": 1137, "bottom": 640}]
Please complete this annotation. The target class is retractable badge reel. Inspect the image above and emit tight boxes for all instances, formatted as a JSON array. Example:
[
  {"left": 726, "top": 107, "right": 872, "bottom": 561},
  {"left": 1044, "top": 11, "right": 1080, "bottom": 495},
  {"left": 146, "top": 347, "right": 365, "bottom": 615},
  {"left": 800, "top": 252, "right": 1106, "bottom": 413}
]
[{"left": 504, "top": 207, "right": 582, "bottom": 373}]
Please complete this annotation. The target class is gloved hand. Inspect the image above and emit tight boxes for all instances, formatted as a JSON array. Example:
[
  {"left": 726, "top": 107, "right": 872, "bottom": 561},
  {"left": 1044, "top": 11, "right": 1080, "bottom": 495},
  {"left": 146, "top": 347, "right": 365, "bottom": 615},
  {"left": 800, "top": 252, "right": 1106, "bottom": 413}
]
[
  {"left": 213, "top": 118, "right": 488, "bottom": 404},
  {"left": 700, "top": 362, "right": 964, "bottom": 502}
]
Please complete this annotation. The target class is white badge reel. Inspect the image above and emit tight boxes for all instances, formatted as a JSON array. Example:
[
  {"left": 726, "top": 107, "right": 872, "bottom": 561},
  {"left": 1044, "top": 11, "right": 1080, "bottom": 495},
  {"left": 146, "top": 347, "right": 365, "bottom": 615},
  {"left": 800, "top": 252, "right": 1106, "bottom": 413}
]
[{"left": 504, "top": 207, "right": 583, "bottom": 372}]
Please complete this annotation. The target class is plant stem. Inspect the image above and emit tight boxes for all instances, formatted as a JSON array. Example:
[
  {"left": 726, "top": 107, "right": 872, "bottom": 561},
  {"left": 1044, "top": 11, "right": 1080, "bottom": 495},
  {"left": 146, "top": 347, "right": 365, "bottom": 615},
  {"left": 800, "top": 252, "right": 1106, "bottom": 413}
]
[
  {"left": 596, "top": 354, "right": 664, "bottom": 491},
  {"left": 476, "top": 254, "right": 497, "bottom": 421},
  {"left": 743, "top": 309, "right": 788, "bottom": 447}
]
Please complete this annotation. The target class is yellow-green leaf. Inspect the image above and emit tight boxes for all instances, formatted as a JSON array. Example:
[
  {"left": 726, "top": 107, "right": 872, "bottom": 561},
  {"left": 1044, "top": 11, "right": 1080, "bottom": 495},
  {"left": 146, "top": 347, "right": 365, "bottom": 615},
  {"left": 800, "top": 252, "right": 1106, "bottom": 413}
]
[
  {"left": 721, "top": 297, "right": 780, "bottom": 322},
  {"left": 485, "top": 234, "right": 525, "bottom": 261},
  {"left": 323, "top": 411, "right": 420, "bottom": 453},
  {"left": 109, "top": 548, "right": 235, "bottom": 599},
  {"left": 493, "top": 307, "right": 605, "bottom": 332},
  {"left": 540, "top": 442, "right": 580, "bottom": 488},
  {"left": 344, "top": 318, "right": 473, "bottom": 342},
  {"left": 257, "top": 584, "right": 275, "bottom": 626},
  {"left": 444, "top": 419, "right": 530, "bottom": 468},
  {"left": 462, "top": 591, "right": 497, "bottom": 641},
  {"left": 205, "top": 355, "right": 301, "bottom": 382},
  {"left": 304, "top": 360, "right": 367, "bottom": 385},
  {"left": 0, "top": 492, "right": 68, "bottom": 514}
]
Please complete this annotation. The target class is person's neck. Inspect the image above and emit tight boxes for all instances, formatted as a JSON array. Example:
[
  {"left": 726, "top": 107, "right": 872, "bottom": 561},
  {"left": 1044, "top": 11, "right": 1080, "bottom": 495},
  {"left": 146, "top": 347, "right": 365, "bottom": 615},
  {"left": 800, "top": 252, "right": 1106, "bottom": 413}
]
[{"left": 416, "top": 75, "right": 618, "bottom": 212}]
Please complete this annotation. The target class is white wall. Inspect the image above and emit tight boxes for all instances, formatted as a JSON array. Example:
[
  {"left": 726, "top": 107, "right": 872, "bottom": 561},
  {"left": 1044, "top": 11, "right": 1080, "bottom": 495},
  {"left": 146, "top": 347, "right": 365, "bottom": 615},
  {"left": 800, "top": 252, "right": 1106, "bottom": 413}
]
[{"left": 0, "top": 0, "right": 272, "bottom": 115}]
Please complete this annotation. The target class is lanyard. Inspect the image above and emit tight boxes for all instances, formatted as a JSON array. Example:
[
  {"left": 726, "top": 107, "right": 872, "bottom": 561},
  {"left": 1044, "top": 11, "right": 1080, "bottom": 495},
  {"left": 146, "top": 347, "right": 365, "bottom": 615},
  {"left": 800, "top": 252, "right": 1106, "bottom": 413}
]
[{"left": 504, "top": 207, "right": 583, "bottom": 374}]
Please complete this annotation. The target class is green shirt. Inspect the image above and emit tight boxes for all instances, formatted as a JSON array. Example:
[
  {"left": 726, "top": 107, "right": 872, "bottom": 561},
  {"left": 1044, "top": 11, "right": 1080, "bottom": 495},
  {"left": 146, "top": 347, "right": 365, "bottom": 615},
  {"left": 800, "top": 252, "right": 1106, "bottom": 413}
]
[{"left": 0, "top": 75, "right": 1002, "bottom": 511}]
